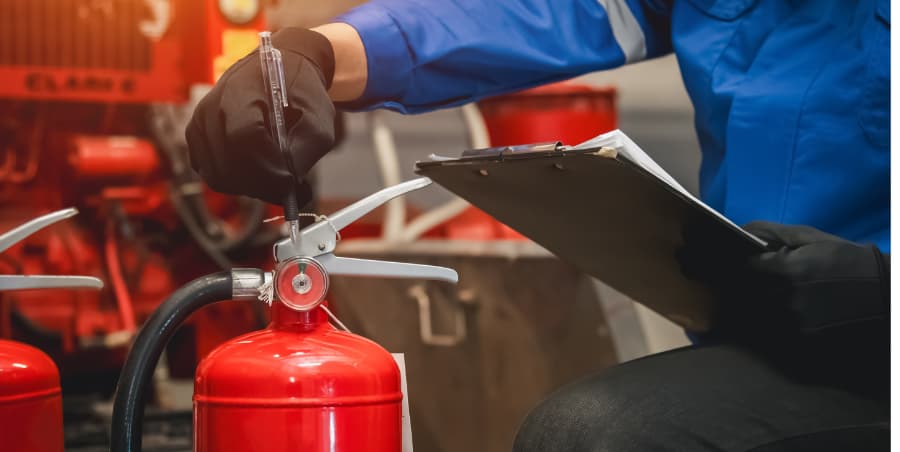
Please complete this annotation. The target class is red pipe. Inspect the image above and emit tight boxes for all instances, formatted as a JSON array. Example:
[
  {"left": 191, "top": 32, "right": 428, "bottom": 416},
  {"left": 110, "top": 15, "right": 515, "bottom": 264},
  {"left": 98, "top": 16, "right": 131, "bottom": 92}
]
[{"left": 104, "top": 220, "right": 137, "bottom": 333}]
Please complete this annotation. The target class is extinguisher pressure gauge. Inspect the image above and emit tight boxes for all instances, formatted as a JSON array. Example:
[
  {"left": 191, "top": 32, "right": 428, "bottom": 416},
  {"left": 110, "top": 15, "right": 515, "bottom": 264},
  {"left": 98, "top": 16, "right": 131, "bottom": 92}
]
[{"left": 274, "top": 257, "right": 329, "bottom": 311}]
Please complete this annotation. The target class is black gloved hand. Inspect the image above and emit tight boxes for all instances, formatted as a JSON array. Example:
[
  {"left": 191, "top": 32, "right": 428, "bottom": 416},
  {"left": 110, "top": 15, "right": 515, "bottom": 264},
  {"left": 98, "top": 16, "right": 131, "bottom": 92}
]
[
  {"left": 681, "top": 222, "right": 889, "bottom": 347},
  {"left": 682, "top": 222, "right": 890, "bottom": 393},
  {"left": 186, "top": 28, "right": 336, "bottom": 206}
]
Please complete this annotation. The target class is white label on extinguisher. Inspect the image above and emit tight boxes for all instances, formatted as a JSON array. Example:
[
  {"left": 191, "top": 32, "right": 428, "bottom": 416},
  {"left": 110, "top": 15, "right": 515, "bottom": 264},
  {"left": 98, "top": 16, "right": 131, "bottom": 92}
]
[{"left": 392, "top": 353, "right": 414, "bottom": 452}]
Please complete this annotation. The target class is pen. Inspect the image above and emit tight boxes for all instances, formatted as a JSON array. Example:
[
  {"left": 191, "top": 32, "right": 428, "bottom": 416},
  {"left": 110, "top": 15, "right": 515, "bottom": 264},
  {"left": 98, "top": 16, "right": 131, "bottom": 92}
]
[{"left": 258, "top": 31, "right": 301, "bottom": 245}]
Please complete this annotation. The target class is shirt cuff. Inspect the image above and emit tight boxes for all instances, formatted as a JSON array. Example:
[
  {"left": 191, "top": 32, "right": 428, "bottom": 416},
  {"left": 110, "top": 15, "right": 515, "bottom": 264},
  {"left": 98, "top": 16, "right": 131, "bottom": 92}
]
[{"left": 334, "top": 6, "right": 413, "bottom": 110}]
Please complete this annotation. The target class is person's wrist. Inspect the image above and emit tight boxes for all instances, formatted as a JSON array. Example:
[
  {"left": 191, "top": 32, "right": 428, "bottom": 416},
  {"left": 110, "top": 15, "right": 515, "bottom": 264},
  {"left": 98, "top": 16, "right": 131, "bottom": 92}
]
[
  {"left": 311, "top": 23, "right": 368, "bottom": 101},
  {"left": 271, "top": 27, "right": 336, "bottom": 88}
]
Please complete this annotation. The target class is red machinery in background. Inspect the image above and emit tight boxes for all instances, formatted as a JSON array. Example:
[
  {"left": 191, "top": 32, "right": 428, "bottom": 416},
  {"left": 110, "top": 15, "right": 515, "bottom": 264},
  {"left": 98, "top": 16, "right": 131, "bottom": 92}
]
[
  {"left": 0, "top": 0, "right": 264, "bottom": 103},
  {"left": 0, "top": 0, "right": 274, "bottom": 396}
]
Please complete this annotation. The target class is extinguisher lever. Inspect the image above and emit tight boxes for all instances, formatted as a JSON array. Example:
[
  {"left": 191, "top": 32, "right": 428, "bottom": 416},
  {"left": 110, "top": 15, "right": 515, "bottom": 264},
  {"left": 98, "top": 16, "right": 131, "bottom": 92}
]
[
  {"left": 274, "top": 177, "right": 434, "bottom": 263},
  {"left": 0, "top": 207, "right": 78, "bottom": 253},
  {"left": 0, "top": 275, "right": 104, "bottom": 292},
  {"left": 328, "top": 177, "right": 432, "bottom": 232},
  {"left": 317, "top": 254, "right": 458, "bottom": 283},
  {"left": 0, "top": 208, "right": 104, "bottom": 292}
]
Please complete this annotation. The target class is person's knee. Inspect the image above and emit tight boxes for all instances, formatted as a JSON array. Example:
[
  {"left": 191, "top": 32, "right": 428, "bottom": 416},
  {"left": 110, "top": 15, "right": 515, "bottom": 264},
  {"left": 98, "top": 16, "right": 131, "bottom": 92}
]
[
  {"left": 512, "top": 375, "right": 638, "bottom": 452},
  {"left": 512, "top": 348, "right": 707, "bottom": 452}
]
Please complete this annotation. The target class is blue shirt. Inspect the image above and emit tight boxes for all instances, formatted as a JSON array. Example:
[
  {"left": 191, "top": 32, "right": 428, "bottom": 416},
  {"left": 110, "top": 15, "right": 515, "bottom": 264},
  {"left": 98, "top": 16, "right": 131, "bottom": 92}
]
[{"left": 337, "top": 0, "right": 891, "bottom": 251}]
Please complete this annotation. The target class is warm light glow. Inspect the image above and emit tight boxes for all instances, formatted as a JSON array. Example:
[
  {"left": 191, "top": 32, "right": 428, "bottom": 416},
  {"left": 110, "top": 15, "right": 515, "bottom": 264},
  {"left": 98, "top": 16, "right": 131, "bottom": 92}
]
[
  {"left": 213, "top": 30, "right": 260, "bottom": 82},
  {"left": 218, "top": 0, "right": 260, "bottom": 25}
]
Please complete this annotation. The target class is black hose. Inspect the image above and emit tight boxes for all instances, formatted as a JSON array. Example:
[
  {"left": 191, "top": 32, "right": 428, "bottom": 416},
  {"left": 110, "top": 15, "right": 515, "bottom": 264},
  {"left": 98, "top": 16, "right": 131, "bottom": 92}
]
[{"left": 110, "top": 272, "right": 232, "bottom": 452}]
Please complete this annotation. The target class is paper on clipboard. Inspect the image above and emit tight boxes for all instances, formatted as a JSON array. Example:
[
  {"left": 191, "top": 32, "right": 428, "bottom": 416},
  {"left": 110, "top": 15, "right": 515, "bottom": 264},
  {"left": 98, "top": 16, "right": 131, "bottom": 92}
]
[{"left": 574, "top": 130, "right": 766, "bottom": 247}]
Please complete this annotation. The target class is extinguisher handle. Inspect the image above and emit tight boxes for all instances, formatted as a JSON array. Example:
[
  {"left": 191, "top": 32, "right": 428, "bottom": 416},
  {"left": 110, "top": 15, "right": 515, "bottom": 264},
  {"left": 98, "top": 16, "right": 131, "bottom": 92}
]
[
  {"left": 0, "top": 275, "right": 103, "bottom": 292},
  {"left": 0, "top": 208, "right": 104, "bottom": 292},
  {"left": 328, "top": 177, "right": 433, "bottom": 232},
  {"left": 0, "top": 207, "right": 77, "bottom": 253},
  {"left": 274, "top": 177, "right": 433, "bottom": 263},
  {"left": 317, "top": 254, "right": 458, "bottom": 283}
]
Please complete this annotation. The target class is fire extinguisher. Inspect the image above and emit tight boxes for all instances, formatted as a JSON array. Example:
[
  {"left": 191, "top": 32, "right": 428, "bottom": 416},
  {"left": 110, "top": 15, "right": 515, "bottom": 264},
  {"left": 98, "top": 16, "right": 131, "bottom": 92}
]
[
  {"left": 111, "top": 177, "right": 458, "bottom": 452},
  {"left": 0, "top": 209, "right": 104, "bottom": 452}
]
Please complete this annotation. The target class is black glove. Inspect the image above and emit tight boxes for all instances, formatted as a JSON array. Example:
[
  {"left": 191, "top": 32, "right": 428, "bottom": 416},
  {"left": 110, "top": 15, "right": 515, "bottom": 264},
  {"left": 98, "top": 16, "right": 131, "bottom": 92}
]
[
  {"left": 186, "top": 28, "right": 337, "bottom": 206},
  {"left": 681, "top": 222, "right": 889, "bottom": 347},
  {"left": 680, "top": 222, "right": 890, "bottom": 393}
]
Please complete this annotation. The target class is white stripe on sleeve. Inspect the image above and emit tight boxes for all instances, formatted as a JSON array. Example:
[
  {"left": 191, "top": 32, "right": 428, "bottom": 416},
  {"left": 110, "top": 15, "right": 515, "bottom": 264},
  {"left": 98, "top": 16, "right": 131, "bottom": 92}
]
[{"left": 597, "top": 0, "right": 647, "bottom": 63}]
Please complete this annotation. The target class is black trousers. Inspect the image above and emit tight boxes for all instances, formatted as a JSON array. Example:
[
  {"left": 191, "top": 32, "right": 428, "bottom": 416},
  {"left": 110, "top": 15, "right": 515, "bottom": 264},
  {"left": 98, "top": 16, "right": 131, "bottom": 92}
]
[{"left": 513, "top": 344, "right": 889, "bottom": 452}]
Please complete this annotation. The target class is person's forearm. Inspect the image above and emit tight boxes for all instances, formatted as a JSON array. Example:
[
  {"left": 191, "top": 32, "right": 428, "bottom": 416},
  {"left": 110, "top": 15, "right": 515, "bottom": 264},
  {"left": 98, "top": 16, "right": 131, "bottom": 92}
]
[
  {"left": 319, "top": 0, "right": 672, "bottom": 114},
  {"left": 311, "top": 23, "right": 367, "bottom": 102}
]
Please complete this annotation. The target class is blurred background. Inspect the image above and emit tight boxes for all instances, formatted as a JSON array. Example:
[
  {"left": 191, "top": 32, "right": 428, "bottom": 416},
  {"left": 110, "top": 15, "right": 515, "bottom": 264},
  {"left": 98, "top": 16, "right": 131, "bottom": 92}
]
[{"left": 1, "top": 0, "right": 698, "bottom": 451}]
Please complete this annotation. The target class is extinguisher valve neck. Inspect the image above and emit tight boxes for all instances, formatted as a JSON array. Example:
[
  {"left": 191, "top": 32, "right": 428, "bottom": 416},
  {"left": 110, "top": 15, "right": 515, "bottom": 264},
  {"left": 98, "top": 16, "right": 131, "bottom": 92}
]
[{"left": 231, "top": 268, "right": 271, "bottom": 300}]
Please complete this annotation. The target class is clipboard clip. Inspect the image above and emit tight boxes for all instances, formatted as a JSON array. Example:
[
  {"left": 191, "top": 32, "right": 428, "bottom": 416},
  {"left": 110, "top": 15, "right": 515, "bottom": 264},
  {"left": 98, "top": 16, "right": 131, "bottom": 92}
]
[{"left": 460, "top": 141, "right": 564, "bottom": 160}]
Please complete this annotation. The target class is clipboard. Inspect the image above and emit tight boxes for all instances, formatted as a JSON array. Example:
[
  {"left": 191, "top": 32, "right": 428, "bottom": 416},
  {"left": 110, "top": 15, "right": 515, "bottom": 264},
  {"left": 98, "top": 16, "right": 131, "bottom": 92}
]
[{"left": 415, "top": 130, "right": 766, "bottom": 332}]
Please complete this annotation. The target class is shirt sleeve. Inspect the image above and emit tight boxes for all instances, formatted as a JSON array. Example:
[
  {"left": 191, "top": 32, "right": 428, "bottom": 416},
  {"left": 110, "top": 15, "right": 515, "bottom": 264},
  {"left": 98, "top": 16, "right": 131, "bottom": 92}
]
[{"left": 335, "top": 0, "right": 672, "bottom": 113}]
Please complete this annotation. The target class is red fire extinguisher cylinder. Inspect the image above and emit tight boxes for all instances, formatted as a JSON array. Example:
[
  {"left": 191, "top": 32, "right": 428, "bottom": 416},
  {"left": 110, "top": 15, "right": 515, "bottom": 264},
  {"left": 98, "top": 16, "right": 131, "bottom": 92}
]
[
  {"left": 111, "top": 269, "right": 402, "bottom": 452},
  {"left": 0, "top": 339, "right": 64, "bottom": 452},
  {"left": 194, "top": 301, "right": 402, "bottom": 451}
]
